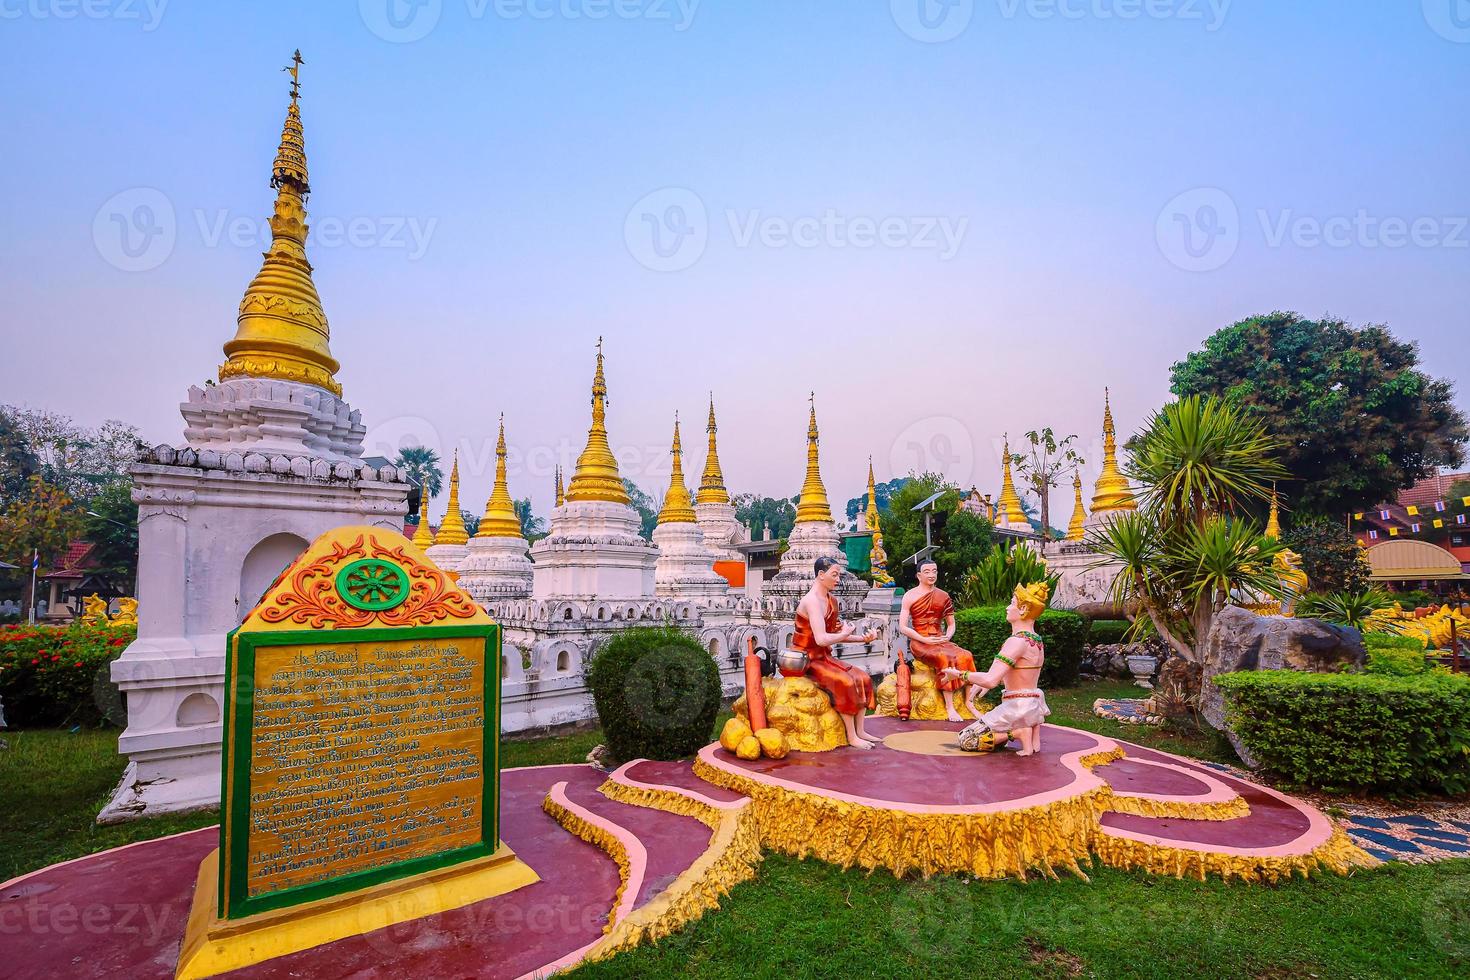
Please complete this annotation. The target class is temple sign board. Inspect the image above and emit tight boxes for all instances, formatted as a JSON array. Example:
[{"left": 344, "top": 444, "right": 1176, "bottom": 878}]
[{"left": 177, "top": 525, "right": 536, "bottom": 979}]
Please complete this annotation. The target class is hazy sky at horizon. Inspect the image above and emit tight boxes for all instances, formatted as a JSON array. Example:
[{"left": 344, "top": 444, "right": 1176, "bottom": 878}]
[{"left": 4, "top": 1, "right": 1468, "bottom": 520}]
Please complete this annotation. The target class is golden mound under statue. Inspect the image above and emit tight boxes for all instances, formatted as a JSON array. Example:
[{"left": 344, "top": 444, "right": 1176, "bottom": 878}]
[
  {"left": 875, "top": 661, "right": 991, "bottom": 721},
  {"left": 733, "top": 676, "right": 848, "bottom": 752}
]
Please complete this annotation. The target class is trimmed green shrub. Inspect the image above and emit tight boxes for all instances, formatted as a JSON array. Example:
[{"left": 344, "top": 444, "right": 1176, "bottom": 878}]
[
  {"left": 1216, "top": 670, "right": 1470, "bottom": 795},
  {"left": 1087, "top": 620, "right": 1131, "bottom": 646},
  {"left": 1362, "top": 632, "right": 1434, "bottom": 676},
  {"left": 0, "top": 622, "right": 133, "bottom": 727},
  {"left": 586, "top": 626, "right": 722, "bottom": 762},
  {"left": 953, "top": 606, "right": 1086, "bottom": 687},
  {"left": 1364, "top": 632, "right": 1428, "bottom": 650}
]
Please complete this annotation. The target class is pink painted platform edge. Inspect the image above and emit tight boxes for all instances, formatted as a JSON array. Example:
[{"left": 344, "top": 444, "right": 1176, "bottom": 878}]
[
  {"left": 607, "top": 761, "right": 747, "bottom": 811},
  {"left": 1102, "top": 757, "right": 1242, "bottom": 806},
  {"left": 697, "top": 728, "right": 1120, "bottom": 815}
]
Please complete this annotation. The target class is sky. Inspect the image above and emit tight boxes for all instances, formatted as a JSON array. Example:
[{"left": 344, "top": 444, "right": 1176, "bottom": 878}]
[{"left": 3, "top": 1, "right": 1468, "bottom": 521}]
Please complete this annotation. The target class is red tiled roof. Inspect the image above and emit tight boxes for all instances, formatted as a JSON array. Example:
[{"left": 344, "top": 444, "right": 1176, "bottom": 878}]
[
  {"left": 1397, "top": 472, "right": 1470, "bottom": 508},
  {"left": 39, "top": 540, "right": 99, "bottom": 580}
]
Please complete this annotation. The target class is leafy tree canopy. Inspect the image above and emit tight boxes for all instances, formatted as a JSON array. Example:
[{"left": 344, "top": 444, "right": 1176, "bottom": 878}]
[
  {"left": 80, "top": 478, "right": 138, "bottom": 584},
  {"left": 623, "top": 479, "right": 658, "bottom": 540},
  {"left": 845, "top": 476, "right": 909, "bottom": 527},
  {"left": 1169, "top": 312, "right": 1468, "bottom": 518},
  {"left": 878, "top": 472, "right": 995, "bottom": 590},
  {"left": 0, "top": 476, "right": 85, "bottom": 574},
  {"left": 514, "top": 498, "right": 548, "bottom": 542},
  {"left": 733, "top": 493, "right": 797, "bottom": 541},
  {"left": 0, "top": 408, "right": 41, "bottom": 506},
  {"left": 1282, "top": 517, "right": 1370, "bottom": 595},
  {"left": 393, "top": 446, "right": 443, "bottom": 516},
  {"left": 2, "top": 406, "right": 141, "bottom": 504}
]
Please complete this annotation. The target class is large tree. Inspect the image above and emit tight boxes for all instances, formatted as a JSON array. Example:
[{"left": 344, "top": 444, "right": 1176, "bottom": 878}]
[
  {"left": 2, "top": 406, "right": 141, "bottom": 503},
  {"left": 623, "top": 479, "right": 659, "bottom": 540},
  {"left": 878, "top": 472, "right": 995, "bottom": 590},
  {"left": 1011, "top": 428, "right": 1083, "bottom": 541},
  {"left": 733, "top": 493, "right": 797, "bottom": 541},
  {"left": 1169, "top": 312, "right": 1467, "bottom": 518},
  {"left": 80, "top": 477, "right": 139, "bottom": 586},
  {"left": 0, "top": 408, "right": 40, "bottom": 506},
  {"left": 845, "top": 476, "right": 909, "bottom": 527},
  {"left": 393, "top": 446, "right": 443, "bottom": 518}
]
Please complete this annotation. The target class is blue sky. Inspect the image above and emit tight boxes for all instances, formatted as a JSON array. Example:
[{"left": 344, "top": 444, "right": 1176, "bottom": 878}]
[{"left": 3, "top": 1, "right": 1467, "bottom": 519}]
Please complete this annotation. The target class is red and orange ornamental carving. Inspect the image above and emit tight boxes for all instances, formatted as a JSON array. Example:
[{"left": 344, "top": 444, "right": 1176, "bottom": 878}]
[{"left": 256, "top": 528, "right": 479, "bottom": 629}]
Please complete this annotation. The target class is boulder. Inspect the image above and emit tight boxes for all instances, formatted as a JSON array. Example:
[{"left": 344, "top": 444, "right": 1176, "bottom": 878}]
[{"left": 1200, "top": 606, "right": 1365, "bottom": 765}]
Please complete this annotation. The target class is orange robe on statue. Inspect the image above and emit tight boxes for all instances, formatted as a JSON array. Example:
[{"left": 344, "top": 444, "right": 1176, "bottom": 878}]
[
  {"left": 908, "top": 587, "right": 976, "bottom": 692},
  {"left": 790, "top": 593, "right": 875, "bottom": 716}
]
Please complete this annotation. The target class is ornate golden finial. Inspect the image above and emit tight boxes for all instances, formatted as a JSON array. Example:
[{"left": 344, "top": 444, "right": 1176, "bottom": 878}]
[
  {"left": 1066, "top": 470, "right": 1087, "bottom": 540},
  {"left": 696, "top": 393, "right": 730, "bottom": 505},
  {"left": 434, "top": 451, "right": 470, "bottom": 545},
  {"left": 412, "top": 492, "right": 436, "bottom": 549},
  {"left": 477, "top": 415, "right": 524, "bottom": 539},
  {"left": 218, "top": 51, "right": 343, "bottom": 397},
  {"left": 794, "top": 395, "right": 833, "bottom": 524},
  {"left": 554, "top": 464, "right": 565, "bottom": 508},
  {"left": 866, "top": 457, "right": 892, "bottom": 586},
  {"left": 997, "top": 435, "right": 1026, "bottom": 526},
  {"left": 1265, "top": 483, "right": 1281, "bottom": 539},
  {"left": 657, "top": 413, "right": 697, "bottom": 524},
  {"left": 566, "top": 338, "right": 630, "bottom": 504},
  {"left": 1090, "top": 387, "right": 1138, "bottom": 515}
]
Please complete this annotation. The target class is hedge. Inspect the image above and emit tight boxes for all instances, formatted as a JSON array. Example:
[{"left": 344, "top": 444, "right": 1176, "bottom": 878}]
[
  {"left": 586, "top": 625, "right": 722, "bottom": 762},
  {"left": 0, "top": 622, "right": 134, "bottom": 727},
  {"left": 953, "top": 606, "right": 1087, "bottom": 687},
  {"left": 1215, "top": 670, "right": 1470, "bottom": 795},
  {"left": 1087, "top": 619, "right": 1131, "bottom": 646},
  {"left": 1363, "top": 632, "right": 1435, "bottom": 677}
]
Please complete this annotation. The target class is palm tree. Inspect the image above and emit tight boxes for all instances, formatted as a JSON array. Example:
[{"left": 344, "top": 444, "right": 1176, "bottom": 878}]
[
  {"left": 393, "top": 446, "right": 442, "bottom": 520},
  {"left": 1087, "top": 395, "right": 1289, "bottom": 663}
]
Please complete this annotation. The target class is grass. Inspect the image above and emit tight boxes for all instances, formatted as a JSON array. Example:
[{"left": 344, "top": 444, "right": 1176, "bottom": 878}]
[{"left": 5, "top": 681, "right": 1469, "bottom": 977}]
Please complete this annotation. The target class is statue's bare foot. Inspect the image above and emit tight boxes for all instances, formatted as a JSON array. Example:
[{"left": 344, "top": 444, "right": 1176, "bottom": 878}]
[
  {"left": 847, "top": 737, "right": 874, "bottom": 750},
  {"left": 945, "top": 709, "right": 963, "bottom": 722},
  {"left": 858, "top": 731, "right": 883, "bottom": 744},
  {"left": 1015, "top": 748, "right": 1037, "bottom": 757}
]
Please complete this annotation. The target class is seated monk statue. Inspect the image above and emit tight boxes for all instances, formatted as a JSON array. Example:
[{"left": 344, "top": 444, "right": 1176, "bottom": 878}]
[
  {"left": 943, "top": 581, "right": 1052, "bottom": 757},
  {"left": 898, "top": 557, "right": 977, "bottom": 722},
  {"left": 787, "top": 556, "right": 880, "bottom": 749}
]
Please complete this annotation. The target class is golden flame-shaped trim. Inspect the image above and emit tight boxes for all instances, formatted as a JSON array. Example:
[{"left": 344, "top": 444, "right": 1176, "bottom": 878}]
[
  {"left": 1066, "top": 471, "right": 1087, "bottom": 541},
  {"left": 794, "top": 395, "right": 833, "bottom": 524},
  {"left": 657, "top": 415, "right": 697, "bottom": 524},
  {"left": 1090, "top": 388, "right": 1138, "bottom": 515},
  {"left": 695, "top": 394, "right": 730, "bottom": 505},
  {"left": 566, "top": 339, "right": 630, "bottom": 505},
  {"left": 478, "top": 416, "right": 524, "bottom": 539},
  {"left": 997, "top": 436, "right": 1026, "bottom": 526},
  {"left": 434, "top": 452, "right": 470, "bottom": 545}
]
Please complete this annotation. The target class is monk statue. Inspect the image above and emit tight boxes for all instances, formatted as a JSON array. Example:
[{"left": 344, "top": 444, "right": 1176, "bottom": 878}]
[
  {"left": 898, "top": 558, "right": 977, "bottom": 722},
  {"left": 788, "top": 556, "right": 880, "bottom": 749},
  {"left": 944, "top": 581, "right": 1052, "bottom": 757}
]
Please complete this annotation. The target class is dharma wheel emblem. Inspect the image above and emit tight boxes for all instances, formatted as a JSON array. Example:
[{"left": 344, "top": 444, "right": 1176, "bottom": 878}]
[{"left": 336, "top": 559, "right": 411, "bottom": 611}]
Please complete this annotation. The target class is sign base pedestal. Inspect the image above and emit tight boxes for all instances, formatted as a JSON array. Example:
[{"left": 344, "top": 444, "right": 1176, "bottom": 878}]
[{"left": 176, "top": 843, "right": 538, "bottom": 979}]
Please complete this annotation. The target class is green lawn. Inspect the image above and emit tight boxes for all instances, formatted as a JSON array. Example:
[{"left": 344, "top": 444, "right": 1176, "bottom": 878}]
[{"left": 5, "top": 682, "right": 1468, "bottom": 978}]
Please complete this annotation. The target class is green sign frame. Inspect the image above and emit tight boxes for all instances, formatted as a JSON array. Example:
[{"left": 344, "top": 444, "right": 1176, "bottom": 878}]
[{"left": 217, "top": 622, "right": 501, "bottom": 920}]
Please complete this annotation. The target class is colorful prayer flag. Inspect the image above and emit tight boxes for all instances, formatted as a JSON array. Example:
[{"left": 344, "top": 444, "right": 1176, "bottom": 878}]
[
  {"left": 1368, "top": 529, "right": 1379, "bottom": 540},
  {"left": 1411, "top": 523, "right": 1422, "bottom": 533},
  {"left": 1389, "top": 527, "right": 1399, "bottom": 536},
  {"left": 1354, "top": 512, "right": 1364, "bottom": 520},
  {"left": 1434, "top": 519, "right": 1445, "bottom": 528},
  {"left": 1459, "top": 514, "right": 1467, "bottom": 526},
  {"left": 1434, "top": 500, "right": 1446, "bottom": 512},
  {"left": 1380, "top": 510, "right": 1391, "bottom": 520},
  {"left": 1407, "top": 505, "right": 1420, "bottom": 515}
]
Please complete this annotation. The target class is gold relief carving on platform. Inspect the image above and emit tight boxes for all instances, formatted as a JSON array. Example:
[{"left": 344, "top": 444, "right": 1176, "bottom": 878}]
[
  {"left": 244, "top": 636, "right": 485, "bottom": 897},
  {"left": 257, "top": 532, "right": 479, "bottom": 628}
]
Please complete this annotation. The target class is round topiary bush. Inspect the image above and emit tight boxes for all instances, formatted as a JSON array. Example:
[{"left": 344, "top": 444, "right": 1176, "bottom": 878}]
[{"left": 586, "top": 625, "right": 722, "bottom": 762}]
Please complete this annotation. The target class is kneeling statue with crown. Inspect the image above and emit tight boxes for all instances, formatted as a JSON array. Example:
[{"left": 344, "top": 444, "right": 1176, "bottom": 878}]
[{"left": 945, "top": 581, "right": 1052, "bottom": 757}]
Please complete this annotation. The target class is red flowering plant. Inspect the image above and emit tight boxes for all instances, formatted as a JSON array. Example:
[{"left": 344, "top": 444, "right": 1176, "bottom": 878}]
[{"left": 0, "top": 621, "right": 135, "bottom": 727}]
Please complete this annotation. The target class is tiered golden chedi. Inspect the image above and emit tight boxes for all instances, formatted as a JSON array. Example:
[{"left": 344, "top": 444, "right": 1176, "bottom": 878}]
[
  {"left": 657, "top": 417, "right": 698, "bottom": 525},
  {"left": 434, "top": 453, "right": 470, "bottom": 546},
  {"left": 696, "top": 396, "right": 730, "bottom": 506},
  {"left": 997, "top": 436, "right": 1026, "bottom": 526},
  {"left": 865, "top": 458, "right": 893, "bottom": 586},
  {"left": 566, "top": 339, "right": 630, "bottom": 505},
  {"left": 477, "top": 416, "right": 525, "bottom": 539},
  {"left": 794, "top": 397, "right": 833, "bottom": 524},
  {"left": 1090, "top": 388, "right": 1137, "bottom": 515},
  {"left": 218, "top": 51, "right": 342, "bottom": 397},
  {"left": 1066, "top": 471, "right": 1087, "bottom": 540}
]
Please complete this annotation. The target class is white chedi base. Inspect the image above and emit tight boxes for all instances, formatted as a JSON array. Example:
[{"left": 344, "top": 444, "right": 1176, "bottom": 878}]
[
  {"left": 653, "top": 520, "right": 731, "bottom": 601},
  {"left": 766, "top": 519, "right": 868, "bottom": 607},
  {"left": 424, "top": 542, "right": 469, "bottom": 573},
  {"left": 457, "top": 535, "right": 534, "bottom": 602},
  {"left": 694, "top": 500, "right": 749, "bottom": 562},
  {"left": 531, "top": 499, "right": 659, "bottom": 601},
  {"left": 179, "top": 377, "right": 367, "bottom": 463}
]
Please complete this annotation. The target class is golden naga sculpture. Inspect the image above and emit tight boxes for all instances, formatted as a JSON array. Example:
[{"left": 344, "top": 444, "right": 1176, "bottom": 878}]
[
  {"left": 1066, "top": 471, "right": 1087, "bottom": 540},
  {"left": 865, "top": 458, "right": 893, "bottom": 587},
  {"left": 996, "top": 436, "right": 1026, "bottom": 526},
  {"left": 111, "top": 597, "right": 139, "bottom": 627},
  {"left": 656, "top": 415, "right": 697, "bottom": 524},
  {"left": 218, "top": 51, "right": 343, "bottom": 397},
  {"left": 81, "top": 594, "right": 110, "bottom": 626},
  {"left": 477, "top": 416, "right": 524, "bottom": 539},
  {"left": 695, "top": 395, "right": 730, "bottom": 505},
  {"left": 794, "top": 394, "right": 833, "bottom": 524},
  {"left": 1273, "top": 548, "right": 1309, "bottom": 616},
  {"left": 1090, "top": 388, "right": 1138, "bottom": 515},
  {"left": 566, "top": 338, "right": 631, "bottom": 505}
]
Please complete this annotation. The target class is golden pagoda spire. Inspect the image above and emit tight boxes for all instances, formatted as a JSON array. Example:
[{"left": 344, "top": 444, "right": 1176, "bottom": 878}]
[
  {"left": 866, "top": 457, "right": 893, "bottom": 586},
  {"left": 566, "top": 338, "right": 630, "bottom": 505},
  {"left": 412, "top": 494, "right": 436, "bottom": 549},
  {"left": 1090, "top": 387, "right": 1138, "bottom": 515},
  {"left": 794, "top": 393, "right": 833, "bottom": 524},
  {"left": 695, "top": 394, "right": 730, "bottom": 505},
  {"left": 477, "top": 415, "right": 524, "bottom": 539},
  {"left": 434, "top": 451, "right": 470, "bottom": 545},
  {"left": 554, "top": 464, "right": 565, "bottom": 508},
  {"left": 657, "top": 414, "right": 697, "bottom": 524},
  {"left": 1265, "top": 484, "right": 1281, "bottom": 539},
  {"left": 997, "top": 435, "right": 1026, "bottom": 526},
  {"left": 1066, "top": 471, "right": 1087, "bottom": 540},
  {"left": 218, "top": 50, "right": 343, "bottom": 397}
]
